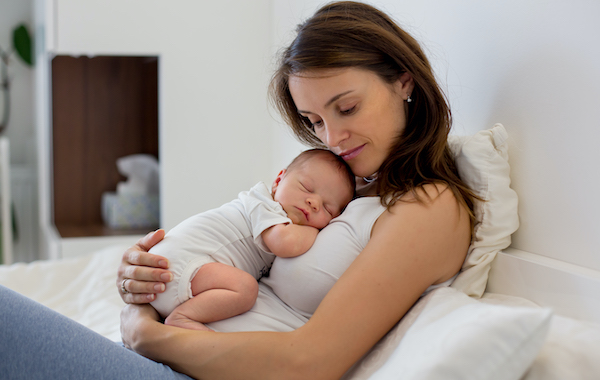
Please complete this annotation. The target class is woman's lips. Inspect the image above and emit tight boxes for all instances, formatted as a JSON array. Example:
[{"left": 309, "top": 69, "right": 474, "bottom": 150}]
[{"left": 339, "top": 144, "right": 365, "bottom": 161}]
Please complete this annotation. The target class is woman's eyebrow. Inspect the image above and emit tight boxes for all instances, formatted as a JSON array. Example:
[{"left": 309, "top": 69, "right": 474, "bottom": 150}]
[
  {"left": 324, "top": 90, "right": 353, "bottom": 107},
  {"left": 297, "top": 90, "right": 354, "bottom": 114}
]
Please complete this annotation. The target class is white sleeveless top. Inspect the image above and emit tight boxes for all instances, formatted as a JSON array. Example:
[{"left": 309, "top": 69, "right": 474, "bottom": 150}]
[{"left": 207, "top": 196, "right": 454, "bottom": 332}]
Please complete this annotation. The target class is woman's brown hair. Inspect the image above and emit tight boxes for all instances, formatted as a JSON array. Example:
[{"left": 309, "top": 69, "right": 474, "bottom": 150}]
[{"left": 269, "top": 1, "right": 480, "bottom": 225}]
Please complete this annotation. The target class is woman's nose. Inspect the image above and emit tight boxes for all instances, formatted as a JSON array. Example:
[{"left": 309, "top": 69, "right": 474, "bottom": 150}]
[{"left": 319, "top": 121, "right": 349, "bottom": 148}]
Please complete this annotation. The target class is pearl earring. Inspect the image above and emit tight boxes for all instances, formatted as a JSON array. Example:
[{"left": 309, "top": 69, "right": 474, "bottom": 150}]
[{"left": 407, "top": 94, "right": 412, "bottom": 103}]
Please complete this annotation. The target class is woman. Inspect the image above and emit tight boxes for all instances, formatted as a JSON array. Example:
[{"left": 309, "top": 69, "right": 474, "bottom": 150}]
[
  {"left": 1, "top": 2, "right": 475, "bottom": 379},
  {"left": 118, "top": 1, "right": 476, "bottom": 378}
]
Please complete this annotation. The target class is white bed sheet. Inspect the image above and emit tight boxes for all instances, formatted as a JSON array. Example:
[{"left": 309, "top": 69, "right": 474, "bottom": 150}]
[
  {"left": 0, "top": 245, "right": 127, "bottom": 342},
  {"left": 2, "top": 246, "right": 600, "bottom": 379}
]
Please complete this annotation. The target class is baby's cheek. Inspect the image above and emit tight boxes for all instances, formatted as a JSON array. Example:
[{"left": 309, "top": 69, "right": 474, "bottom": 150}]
[{"left": 317, "top": 216, "right": 332, "bottom": 230}]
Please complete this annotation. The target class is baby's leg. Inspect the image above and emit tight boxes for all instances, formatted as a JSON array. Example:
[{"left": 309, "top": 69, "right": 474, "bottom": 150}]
[{"left": 164, "top": 262, "right": 259, "bottom": 331}]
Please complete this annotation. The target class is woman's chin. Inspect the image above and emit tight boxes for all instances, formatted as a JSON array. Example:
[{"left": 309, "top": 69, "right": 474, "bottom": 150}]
[{"left": 351, "top": 167, "right": 377, "bottom": 179}]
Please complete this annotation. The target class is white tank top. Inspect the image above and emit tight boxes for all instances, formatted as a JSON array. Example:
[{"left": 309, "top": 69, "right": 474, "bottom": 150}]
[{"left": 207, "top": 196, "right": 454, "bottom": 332}]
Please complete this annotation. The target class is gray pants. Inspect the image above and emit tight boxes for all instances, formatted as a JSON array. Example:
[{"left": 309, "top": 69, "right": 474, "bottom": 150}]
[{"left": 0, "top": 285, "right": 193, "bottom": 380}]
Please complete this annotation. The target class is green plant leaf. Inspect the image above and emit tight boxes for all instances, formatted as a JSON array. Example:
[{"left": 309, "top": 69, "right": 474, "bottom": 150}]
[{"left": 13, "top": 24, "right": 33, "bottom": 66}]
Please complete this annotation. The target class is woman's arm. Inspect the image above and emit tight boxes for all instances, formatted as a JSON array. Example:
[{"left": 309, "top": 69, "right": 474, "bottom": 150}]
[
  {"left": 122, "top": 185, "right": 471, "bottom": 380},
  {"left": 261, "top": 223, "right": 319, "bottom": 258},
  {"left": 117, "top": 229, "right": 174, "bottom": 304}
]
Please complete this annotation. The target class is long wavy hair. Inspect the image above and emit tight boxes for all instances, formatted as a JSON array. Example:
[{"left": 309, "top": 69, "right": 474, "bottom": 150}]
[{"left": 269, "top": 1, "right": 479, "bottom": 225}]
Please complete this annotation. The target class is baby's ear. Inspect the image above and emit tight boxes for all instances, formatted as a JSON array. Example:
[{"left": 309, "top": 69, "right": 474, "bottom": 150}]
[{"left": 271, "top": 169, "right": 286, "bottom": 194}]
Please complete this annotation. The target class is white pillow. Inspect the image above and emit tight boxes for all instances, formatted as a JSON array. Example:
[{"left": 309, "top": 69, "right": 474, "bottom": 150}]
[
  {"left": 480, "top": 293, "right": 600, "bottom": 380},
  {"left": 343, "top": 287, "right": 552, "bottom": 380},
  {"left": 520, "top": 315, "right": 600, "bottom": 380},
  {"left": 448, "top": 124, "right": 520, "bottom": 297}
]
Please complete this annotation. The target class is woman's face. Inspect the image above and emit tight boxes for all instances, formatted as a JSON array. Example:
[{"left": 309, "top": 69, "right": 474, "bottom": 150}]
[{"left": 288, "top": 68, "right": 413, "bottom": 178}]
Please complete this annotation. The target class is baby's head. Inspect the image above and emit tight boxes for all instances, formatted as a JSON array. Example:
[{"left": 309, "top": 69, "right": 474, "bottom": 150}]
[{"left": 272, "top": 149, "right": 355, "bottom": 229}]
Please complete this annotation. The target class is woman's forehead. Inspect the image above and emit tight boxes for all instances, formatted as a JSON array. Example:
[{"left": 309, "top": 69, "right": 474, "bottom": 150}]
[{"left": 289, "top": 68, "right": 374, "bottom": 110}]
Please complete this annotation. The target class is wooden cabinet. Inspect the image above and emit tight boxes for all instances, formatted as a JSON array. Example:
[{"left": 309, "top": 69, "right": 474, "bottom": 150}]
[{"left": 51, "top": 55, "right": 159, "bottom": 237}]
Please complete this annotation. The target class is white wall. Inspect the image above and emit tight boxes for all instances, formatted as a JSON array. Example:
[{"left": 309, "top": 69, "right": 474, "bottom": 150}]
[
  {"left": 269, "top": 0, "right": 323, "bottom": 173},
  {"left": 271, "top": 1, "right": 600, "bottom": 270},
  {"left": 0, "top": 0, "right": 36, "bottom": 165},
  {"left": 49, "top": 0, "right": 274, "bottom": 230}
]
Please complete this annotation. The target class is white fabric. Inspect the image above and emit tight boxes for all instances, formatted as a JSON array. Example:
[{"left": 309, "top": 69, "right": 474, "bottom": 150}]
[
  {"left": 344, "top": 287, "right": 552, "bottom": 380},
  {"left": 149, "top": 182, "right": 291, "bottom": 318},
  {"left": 263, "top": 196, "right": 386, "bottom": 318},
  {"left": 207, "top": 196, "right": 388, "bottom": 331},
  {"left": 209, "top": 195, "right": 454, "bottom": 332},
  {"left": 524, "top": 314, "right": 600, "bottom": 380},
  {"left": 480, "top": 293, "right": 600, "bottom": 380},
  {"left": 448, "top": 124, "right": 520, "bottom": 297},
  {"left": 4, "top": 249, "right": 599, "bottom": 379},
  {"left": 0, "top": 245, "right": 127, "bottom": 342}
]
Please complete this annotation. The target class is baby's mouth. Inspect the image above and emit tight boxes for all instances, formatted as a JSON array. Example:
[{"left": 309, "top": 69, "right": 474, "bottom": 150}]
[{"left": 297, "top": 207, "right": 309, "bottom": 222}]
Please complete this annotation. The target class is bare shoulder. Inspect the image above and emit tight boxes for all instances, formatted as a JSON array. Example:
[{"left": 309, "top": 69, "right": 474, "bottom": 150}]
[{"left": 372, "top": 183, "right": 471, "bottom": 284}]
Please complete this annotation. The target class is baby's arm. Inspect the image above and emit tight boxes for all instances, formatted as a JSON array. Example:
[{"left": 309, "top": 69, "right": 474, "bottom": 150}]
[{"left": 261, "top": 223, "right": 318, "bottom": 258}]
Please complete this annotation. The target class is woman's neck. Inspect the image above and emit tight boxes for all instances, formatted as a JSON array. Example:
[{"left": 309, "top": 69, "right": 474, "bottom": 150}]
[{"left": 355, "top": 177, "right": 379, "bottom": 197}]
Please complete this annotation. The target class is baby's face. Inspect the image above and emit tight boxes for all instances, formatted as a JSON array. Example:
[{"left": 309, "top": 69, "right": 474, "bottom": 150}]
[{"left": 272, "top": 158, "right": 353, "bottom": 229}]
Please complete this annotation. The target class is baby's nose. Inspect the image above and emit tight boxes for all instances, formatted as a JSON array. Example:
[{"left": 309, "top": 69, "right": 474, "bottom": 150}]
[{"left": 307, "top": 198, "right": 320, "bottom": 211}]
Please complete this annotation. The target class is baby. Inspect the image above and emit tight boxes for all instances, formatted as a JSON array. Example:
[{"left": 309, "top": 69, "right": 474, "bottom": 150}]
[{"left": 150, "top": 149, "right": 355, "bottom": 330}]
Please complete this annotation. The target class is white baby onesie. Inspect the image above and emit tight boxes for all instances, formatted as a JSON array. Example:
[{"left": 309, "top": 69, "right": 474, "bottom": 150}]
[{"left": 150, "top": 182, "right": 291, "bottom": 318}]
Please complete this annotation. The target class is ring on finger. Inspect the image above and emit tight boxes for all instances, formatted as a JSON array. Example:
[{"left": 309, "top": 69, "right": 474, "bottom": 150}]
[{"left": 121, "top": 278, "right": 130, "bottom": 294}]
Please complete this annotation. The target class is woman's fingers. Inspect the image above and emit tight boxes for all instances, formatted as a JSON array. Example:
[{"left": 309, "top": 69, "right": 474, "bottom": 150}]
[
  {"left": 117, "top": 229, "right": 173, "bottom": 304},
  {"left": 137, "top": 229, "right": 166, "bottom": 252},
  {"left": 122, "top": 277, "right": 167, "bottom": 294},
  {"left": 119, "top": 276, "right": 169, "bottom": 304},
  {"left": 122, "top": 290, "right": 158, "bottom": 304},
  {"left": 122, "top": 259, "right": 172, "bottom": 282},
  {"left": 125, "top": 230, "right": 169, "bottom": 267}
]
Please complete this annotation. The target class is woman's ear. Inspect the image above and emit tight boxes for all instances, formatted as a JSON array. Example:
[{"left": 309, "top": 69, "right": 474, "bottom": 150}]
[
  {"left": 271, "top": 169, "right": 286, "bottom": 195},
  {"left": 396, "top": 72, "right": 415, "bottom": 101}
]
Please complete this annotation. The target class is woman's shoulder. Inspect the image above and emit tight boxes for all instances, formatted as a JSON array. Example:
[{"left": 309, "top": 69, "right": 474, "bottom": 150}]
[
  {"left": 372, "top": 182, "right": 470, "bottom": 283},
  {"left": 379, "top": 182, "right": 467, "bottom": 230}
]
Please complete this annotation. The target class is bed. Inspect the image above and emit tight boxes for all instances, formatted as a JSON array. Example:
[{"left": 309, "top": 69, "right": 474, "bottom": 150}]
[{"left": 2, "top": 125, "right": 600, "bottom": 379}]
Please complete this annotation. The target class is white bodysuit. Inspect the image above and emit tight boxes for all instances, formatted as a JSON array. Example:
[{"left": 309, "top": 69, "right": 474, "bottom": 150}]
[
  {"left": 206, "top": 196, "right": 455, "bottom": 333},
  {"left": 150, "top": 182, "right": 291, "bottom": 318}
]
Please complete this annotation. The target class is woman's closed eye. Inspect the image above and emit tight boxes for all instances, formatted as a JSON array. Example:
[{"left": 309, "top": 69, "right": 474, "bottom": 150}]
[
  {"left": 310, "top": 119, "right": 324, "bottom": 128},
  {"left": 340, "top": 105, "right": 356, "bottom": 115},
  {"left": 300, "top": 114, "right": 323, "bottom": 129}
]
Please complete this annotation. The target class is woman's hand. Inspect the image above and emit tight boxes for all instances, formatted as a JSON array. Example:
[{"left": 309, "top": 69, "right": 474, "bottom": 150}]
[
  {"left": 120, "top": 303, "right": 161, "bottom": 351},
  {"left": 117, "top": 229, "right": 173, "bottom": 304}
]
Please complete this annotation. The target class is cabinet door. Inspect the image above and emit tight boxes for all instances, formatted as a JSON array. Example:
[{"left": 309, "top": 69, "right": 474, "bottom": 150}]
[{"left": 52, "top": 55, "right": 159, "bottom": 237}]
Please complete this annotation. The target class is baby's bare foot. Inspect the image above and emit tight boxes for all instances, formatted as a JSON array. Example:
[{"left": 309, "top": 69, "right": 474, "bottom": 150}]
[{"left": 165, "top": 314, "right": 213, "bottom": 331}]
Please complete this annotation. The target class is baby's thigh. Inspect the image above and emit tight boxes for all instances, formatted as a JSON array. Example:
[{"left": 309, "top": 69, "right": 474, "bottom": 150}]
[{"left": 191, "top": 262, "right": 259, "bottom": 299}]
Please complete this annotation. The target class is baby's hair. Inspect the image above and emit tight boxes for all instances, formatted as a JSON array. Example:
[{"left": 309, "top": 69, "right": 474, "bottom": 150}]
[{"left": 287, "top": 149, "right": 356, "bottom": 197}]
